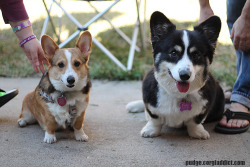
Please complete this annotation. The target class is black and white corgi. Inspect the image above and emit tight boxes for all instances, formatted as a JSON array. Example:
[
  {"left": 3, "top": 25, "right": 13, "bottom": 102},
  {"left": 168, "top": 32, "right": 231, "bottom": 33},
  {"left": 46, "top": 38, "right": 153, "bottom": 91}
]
[{"left": 126, "top": 11, "right": 225, "bottom": 139}]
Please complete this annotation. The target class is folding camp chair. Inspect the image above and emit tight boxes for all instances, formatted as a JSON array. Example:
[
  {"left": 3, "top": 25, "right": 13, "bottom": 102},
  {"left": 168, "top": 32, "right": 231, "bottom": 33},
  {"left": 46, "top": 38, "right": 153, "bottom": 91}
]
[{"left": 41, "top": 0, "right": 146, "bottom": 71}]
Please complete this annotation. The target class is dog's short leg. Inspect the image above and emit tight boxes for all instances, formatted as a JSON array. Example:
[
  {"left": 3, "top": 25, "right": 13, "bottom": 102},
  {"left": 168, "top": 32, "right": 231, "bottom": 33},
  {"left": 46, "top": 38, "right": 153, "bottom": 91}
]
[
  {"left": 73, "top": 111, "right": 88, "bottom": 142},
  {"left": 43, "top": 121, "right": 57, "bottom": 143},
  {"left": 18, "top": 109, "right": 37, "bottom": 127},
  {"left": 141, "top": 119, "right": 162, "bottom": 138},
  {"left": 44, "top": 131, "right": 57, "bottom": 144},
  {"left": 185, "top": 119, "right": 210, "bottom": 139},
  {"left": 74, "top": 128, "right": 88, "bottom": 142}
]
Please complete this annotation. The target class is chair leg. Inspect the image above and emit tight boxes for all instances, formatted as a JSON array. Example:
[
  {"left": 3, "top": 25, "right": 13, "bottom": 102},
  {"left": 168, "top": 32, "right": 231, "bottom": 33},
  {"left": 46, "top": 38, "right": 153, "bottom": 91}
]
[
  {"left": 88, "top": 2, "right": 141, "bottom": 52},
  {"left": 41, "top": 0, "right": 59, "bottom": 41}
]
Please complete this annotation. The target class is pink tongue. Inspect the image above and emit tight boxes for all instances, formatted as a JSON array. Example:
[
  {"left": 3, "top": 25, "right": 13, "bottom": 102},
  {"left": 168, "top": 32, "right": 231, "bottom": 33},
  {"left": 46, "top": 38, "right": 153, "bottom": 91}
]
[{"left": 176, "top": 82, "right": 190, "bottom": 93}]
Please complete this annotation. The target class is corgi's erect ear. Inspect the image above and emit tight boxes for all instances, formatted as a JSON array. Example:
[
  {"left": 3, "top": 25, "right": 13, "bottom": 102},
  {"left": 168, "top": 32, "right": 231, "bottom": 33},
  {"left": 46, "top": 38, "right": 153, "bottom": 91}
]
[
  {"left": 194, "top": 16, "right": 221, "bottom": 64},
  {"left": 150, "top": 11, "right": 176, "bottom": 46},
  {"left": 41, "top": 35, "right": 59, "bottom": 63},
  {"left": 76, "top": 31, "right": 92, "bottom": 60},
  {"left": 194, "top": 16, "right": 221, "bottom": 49}
]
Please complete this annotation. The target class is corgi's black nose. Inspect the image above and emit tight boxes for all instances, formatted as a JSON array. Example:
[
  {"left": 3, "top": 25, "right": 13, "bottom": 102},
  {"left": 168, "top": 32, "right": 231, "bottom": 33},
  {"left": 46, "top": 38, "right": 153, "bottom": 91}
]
[
  {"left": 179, "top": 70, "right": 191, "bottom": 81},
  {"left": 67, "top": 76, "right": 75, "bottom": 85}
]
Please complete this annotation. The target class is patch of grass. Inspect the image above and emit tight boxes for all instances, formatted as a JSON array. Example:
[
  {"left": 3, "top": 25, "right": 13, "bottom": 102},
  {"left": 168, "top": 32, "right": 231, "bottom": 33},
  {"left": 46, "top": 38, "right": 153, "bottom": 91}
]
[
  {"left": 211, "top": 43, "right": 237, "bottom": 86},
  {"left": 0, "top": 28, "right": 35, "bottom": 77},
  {"left": 88, "top": 25, "right": 153, "bottom": 80},
  {"left": 0, "top": 13, "right": 237, "bottom": 87}
]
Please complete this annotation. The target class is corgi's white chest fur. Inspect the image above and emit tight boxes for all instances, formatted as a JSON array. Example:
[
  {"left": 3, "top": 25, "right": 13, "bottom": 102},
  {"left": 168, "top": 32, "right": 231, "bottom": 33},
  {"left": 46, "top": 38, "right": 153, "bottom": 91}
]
[
  {"left": 47, "top": 92, "right": 88, "bottom": 128},
  {"left": 147, "top": 85, "right": 208, "bottom": 128}
]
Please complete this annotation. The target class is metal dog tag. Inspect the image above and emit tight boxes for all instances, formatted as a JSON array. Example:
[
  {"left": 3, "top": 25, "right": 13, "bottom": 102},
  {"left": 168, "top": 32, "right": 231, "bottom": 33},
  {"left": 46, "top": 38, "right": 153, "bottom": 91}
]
[
  {"left": 180, "top": 101, "right": 192, "bottom": 112},
  {"left": 57, "top": 94, "right": 66, "bottom": 107}
]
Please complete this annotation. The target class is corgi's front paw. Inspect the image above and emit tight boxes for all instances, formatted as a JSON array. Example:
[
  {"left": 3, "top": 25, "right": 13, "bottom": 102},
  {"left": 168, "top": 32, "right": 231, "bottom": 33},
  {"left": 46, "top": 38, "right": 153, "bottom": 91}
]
[
  {"left": 44, "top": 132, "right": 57, "bottom": 144},
  {"left": 188, "top": 124, "right": 210, "bottom": 139},
  {"left": 140, "top": 122, "right": 161, "bottom": 138},
  {"left": 74, "top": 128, "right": 88, "bottom": 142}
]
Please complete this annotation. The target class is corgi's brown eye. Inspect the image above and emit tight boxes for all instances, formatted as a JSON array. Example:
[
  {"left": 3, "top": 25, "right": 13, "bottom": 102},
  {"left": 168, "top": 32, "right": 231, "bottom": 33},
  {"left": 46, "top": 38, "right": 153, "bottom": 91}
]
[
  {"left": 192, "top": 51, "right": 200, "bottom": 60},
  {"left": 58, "top": 62, "right": 64, "bottom": 68},
  {"left": 169, "top": 50, "right": 178, "bottom": 57},
  {"left": 74, "top": 61, "right": 80, "bottom": 67}
]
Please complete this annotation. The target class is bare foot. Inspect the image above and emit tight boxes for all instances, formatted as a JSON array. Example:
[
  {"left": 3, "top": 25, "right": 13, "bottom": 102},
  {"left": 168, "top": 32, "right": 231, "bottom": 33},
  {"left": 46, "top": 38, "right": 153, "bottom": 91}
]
[
  {"left": 219, "top": 103, "right": 249, "bottom": 128},
  {"left": 224, "top": 91, "right": 232, "bottom": 100}
]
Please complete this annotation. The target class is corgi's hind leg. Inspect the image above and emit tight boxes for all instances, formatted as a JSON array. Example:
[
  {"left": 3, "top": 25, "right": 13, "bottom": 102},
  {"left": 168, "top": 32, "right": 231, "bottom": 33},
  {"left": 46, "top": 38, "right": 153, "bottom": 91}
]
[{"left": 18, "top": 108, "right": 37, "bottom": 127}]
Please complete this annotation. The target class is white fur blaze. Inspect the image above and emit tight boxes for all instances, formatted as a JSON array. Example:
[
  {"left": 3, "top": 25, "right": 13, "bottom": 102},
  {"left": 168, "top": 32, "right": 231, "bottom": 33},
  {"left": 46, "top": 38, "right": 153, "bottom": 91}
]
[
  {"left": 170, "top": 30, "right": 195, "bottom": 82},
  {"left": 62, "top": 50, "right": 78, "bottom": 84},
  {"left": 126, "top": 100, "right": 145, "bottom": 113}
]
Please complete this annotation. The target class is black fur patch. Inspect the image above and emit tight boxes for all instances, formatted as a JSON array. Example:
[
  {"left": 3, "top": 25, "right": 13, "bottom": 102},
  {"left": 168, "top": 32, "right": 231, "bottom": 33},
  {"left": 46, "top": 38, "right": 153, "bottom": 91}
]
[
  {"left": 82, "top": 77, "right": 91, "bottom": 94},
  {"left": 142, "top": 68, "right": 158, "bottom": 107},
  {"left": 146, "top": 108, "right": 159, "bottom": 119},
  {"left": 194, "top": 73, "right": 225, "bottom": 124}
]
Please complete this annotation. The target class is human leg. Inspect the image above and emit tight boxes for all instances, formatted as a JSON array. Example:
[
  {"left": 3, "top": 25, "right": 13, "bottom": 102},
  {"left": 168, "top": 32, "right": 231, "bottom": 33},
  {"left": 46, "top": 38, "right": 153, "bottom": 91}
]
[{"left": 215, "top": 0, "right": 250, "bottom": 133}]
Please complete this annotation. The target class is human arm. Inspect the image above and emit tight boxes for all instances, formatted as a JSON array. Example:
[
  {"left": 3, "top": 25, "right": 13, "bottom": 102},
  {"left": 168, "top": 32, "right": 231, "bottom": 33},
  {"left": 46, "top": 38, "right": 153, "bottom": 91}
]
[
  {"left": 10, "top": 20, "right": 48, "bottom": 73},
  {"left": 0, "top": 0, "right": 48, "bottom": 73},
  {"left": 199, "top": 0, "right": 214, "bottom": 23},
  {"left": 231, "top": 0, "right": 250, "bottom": 52}
]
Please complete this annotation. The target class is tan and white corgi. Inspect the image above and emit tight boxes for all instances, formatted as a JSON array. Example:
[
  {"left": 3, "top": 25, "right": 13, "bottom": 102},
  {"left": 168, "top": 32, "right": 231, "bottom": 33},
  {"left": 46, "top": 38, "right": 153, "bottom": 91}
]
[{"left": 18, "top": 31, "right": 92, "bottom": 144}]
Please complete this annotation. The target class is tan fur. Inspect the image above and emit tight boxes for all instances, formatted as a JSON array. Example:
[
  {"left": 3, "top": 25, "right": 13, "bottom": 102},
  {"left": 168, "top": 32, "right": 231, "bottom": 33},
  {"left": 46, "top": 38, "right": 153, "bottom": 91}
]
[{"left": 18, "top": 31, "right": 92, "bottom": 143}]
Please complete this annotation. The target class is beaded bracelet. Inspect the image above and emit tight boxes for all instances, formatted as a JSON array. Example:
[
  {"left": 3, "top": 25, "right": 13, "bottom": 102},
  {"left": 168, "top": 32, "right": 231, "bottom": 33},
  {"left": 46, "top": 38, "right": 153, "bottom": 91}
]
[
  {"left": 19, "top": 35, "right": 36, "bottom": 47},
  {"left": 13, "top": 20, "right": 31, "bottom": 33}
]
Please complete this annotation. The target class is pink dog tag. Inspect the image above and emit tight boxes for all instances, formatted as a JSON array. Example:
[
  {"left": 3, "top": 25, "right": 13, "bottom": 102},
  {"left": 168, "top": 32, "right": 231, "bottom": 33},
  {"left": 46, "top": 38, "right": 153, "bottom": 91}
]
[
  {"left": 180, "top": 101, "right": 192, "bottom": 112},
  {"left": 57, "top": 96, "right": 66, "bottom": 107}
]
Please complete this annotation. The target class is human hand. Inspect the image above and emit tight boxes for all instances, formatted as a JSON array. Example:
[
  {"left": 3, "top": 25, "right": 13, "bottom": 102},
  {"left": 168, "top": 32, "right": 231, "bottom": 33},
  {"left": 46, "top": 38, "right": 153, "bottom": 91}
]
[
  {"left": 199, "top": 0, "right": 214, "bottom": 23},
  {"left": 10, "top": 20, "right": 49, "bottom": 73},
  {"left": 21, "top": 38, "right": 48, "bottom": 73},
  {"left": 231, "top": 15, "right": 250, "bottom": 52}
]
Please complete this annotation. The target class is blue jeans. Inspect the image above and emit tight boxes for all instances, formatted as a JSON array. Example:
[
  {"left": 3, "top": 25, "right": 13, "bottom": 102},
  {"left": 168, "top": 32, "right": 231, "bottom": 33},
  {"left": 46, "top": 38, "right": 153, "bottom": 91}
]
[{"left": 227, "top": 0, "right": 250, "bottom": 109}]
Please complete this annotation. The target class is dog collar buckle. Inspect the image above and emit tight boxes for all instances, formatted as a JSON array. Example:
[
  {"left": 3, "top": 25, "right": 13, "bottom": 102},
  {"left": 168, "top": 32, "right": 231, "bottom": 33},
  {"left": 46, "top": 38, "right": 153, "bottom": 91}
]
[{"left": 180, "top": 101, "right": 192, "bottom": 112}]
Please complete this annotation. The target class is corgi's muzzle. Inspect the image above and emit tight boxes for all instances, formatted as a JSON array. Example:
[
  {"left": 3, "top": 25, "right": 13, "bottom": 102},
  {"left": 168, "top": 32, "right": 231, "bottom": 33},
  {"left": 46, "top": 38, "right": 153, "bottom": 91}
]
[
  {"left": 67, "top": 75, "right": 75, "bottom": 88},
  {"left": 168, "top": 69, "right": 190, "bottom": 93},
  {"left": 179, "top": 70, "right": 191, "bottom": 81},
  {"left": 178, "top": 70, "right": 191, "bottom": 93}
]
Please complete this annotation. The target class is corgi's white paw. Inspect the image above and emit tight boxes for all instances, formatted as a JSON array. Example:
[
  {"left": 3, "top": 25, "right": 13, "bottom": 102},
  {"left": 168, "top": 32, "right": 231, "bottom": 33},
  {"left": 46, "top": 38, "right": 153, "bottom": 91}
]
[
  {"left": 188, "top": 124, "right": 210, "bottom": 139},
  {"left": 44, "top": 132, "right": 57, "bottom": 144},
  {"left": 140, "top": 122, "right": 161, "bottom": 138},
  {"left": 74, "top": 128, "right": 88, "bottom": 142},
  {"left": 18, "top": 118, "right": 27, "bottom": 127},
  {"left": 126, "top": 100, "right": 144, "bottom": 113}
]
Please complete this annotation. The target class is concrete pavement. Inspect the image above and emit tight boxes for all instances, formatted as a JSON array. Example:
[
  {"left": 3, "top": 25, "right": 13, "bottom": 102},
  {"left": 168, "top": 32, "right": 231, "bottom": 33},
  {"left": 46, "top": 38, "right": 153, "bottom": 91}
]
[{"left": 0, "top": 78, "right": 249, "bottom": 166}]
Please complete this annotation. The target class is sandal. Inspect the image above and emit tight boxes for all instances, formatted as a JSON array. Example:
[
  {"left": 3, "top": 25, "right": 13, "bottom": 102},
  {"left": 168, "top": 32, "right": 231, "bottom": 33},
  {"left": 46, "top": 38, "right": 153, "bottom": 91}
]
[
  {"left": 214, "top": 109, "right": 250, "bottom": 134},
  {"left": 0, "top": 89, "right": 19, "bottom": 108}
]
